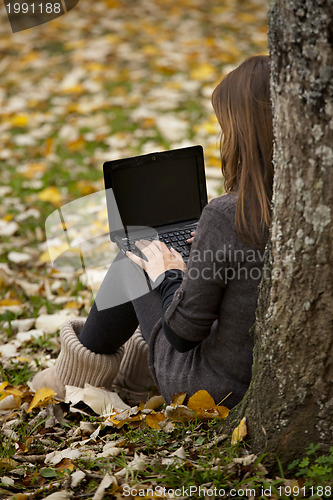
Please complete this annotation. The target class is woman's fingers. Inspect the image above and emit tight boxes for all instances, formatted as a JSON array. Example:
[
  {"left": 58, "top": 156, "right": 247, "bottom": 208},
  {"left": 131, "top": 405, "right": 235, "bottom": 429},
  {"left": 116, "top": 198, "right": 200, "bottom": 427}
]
[
  {"left": 135, "top": 239, "right": 162, "bottom": 257},
  {"left": 187, "top": 231, "right": 196, "bottom": 244},
  {"left": 126, "top": 250, "right": 146, "bottom": 269}
]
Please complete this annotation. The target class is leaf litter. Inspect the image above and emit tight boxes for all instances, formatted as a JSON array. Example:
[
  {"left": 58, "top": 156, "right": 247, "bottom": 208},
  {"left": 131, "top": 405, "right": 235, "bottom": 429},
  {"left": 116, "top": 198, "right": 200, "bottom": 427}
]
[{"left": 0, "top": 0, "right": 310, "bottom": 498}]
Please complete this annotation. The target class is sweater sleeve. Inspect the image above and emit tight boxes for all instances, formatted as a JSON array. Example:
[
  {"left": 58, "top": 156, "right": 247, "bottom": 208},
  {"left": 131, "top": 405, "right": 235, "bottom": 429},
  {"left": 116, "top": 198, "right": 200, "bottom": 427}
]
[
  {"left": 163, "top": 197, "right": 237, "bottom": 343},
  {"left": 159, "top": 269, "right": 201, "bottom": 352}
]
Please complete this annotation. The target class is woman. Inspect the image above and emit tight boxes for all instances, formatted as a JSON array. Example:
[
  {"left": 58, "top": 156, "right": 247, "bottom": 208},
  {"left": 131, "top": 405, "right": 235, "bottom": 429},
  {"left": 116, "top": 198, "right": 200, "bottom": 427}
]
[{"left": 32, "top": 55, "right": 273, "bottom": 408}]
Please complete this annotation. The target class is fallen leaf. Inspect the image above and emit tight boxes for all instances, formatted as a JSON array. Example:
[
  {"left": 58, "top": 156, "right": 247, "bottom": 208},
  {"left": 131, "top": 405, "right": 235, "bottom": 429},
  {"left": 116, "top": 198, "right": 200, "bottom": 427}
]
[
  {"left": 187, "top": 390, "right": 216, "bottom": 411},
  {"left": 27, "top": 387, "right": 57, "bottom": 413},
  {"left": 7, "top": 251, "right": 31, "bottom": 265},
  {"left": 0, "top": 298, "right": 22, "bottom": 306},
  {"left": 161, "top": 446, "right": 186, "bottom": 466},
  {"left": 55, "top": 457, "right": 76, "bottom": 472},
  {"left": 231, "top": 417, "right": 247, "bottom": 445},
  {"left": 0, "top": 219, "right": 19, "bottom": 237},
  {"left": 165, "top": 404, "right": 196, "bottom": 421},
  {"left": 43, "top": 492, "right": 72, "bottom": 500},
  {"left": 0, "top": 457, "right": 18, "bottom": 470},
  {"left": 92, "top": 473, "right": 117, "bottom": 500},
  {"left": 35, "top": 311, "right": 78, "bottom": 334},
  {"left": 115, "top": 453, "right": 147, "bottom": 478},
  {"left": 145, "top": 412, "right": 167, "bottom": 430},
  {"left": 170, "top": 392, "right": 186, "bottom": 407},
  {"left": 65, "top": 383, "right": 129, "bottom": 415},
  {"left": 0, "top": 381, "right": 23, "bottom": 401},
  {"left": 11, "top": 114, "right": 28, "bottom": 127},
  {"left": 71, "top": 470, "right": 86, "bottom": 488},
  {"left": 38, "top": 187, "right": 62, "bottom": 206},
  {"left": 144, "top": 394, "right": 165, "bottom": 410},
  {"left": 45, "top": 448, "right": 81, "bottom": 466}
]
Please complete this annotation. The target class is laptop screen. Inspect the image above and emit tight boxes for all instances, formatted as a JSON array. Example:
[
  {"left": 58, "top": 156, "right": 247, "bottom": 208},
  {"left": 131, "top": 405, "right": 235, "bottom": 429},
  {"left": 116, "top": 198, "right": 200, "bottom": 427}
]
[{"left": 103, "top": 146, "right": 207, "bottom": 229}]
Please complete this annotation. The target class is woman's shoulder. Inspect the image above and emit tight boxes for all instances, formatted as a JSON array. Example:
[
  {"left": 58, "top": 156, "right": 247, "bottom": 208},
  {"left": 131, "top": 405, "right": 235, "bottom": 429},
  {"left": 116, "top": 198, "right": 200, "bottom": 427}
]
[
  {"left": 197, "top": 193, "right": 237, "bottom": 239},
  {"left": 204, "top": 193, "right": 237, "bottom": 218}
]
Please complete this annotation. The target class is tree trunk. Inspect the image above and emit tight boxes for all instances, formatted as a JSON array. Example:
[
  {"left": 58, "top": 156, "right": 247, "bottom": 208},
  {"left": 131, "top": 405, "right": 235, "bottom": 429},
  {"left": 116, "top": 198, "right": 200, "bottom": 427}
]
[{"left": 226, "top": 0, "right": 333, "bottom": 468}]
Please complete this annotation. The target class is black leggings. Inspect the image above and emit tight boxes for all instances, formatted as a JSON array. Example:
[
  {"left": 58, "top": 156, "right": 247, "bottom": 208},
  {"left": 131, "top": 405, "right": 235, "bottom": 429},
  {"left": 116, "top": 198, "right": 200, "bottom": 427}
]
[{"left": 78, "top": 252, "right": 162, "bottom": 354}]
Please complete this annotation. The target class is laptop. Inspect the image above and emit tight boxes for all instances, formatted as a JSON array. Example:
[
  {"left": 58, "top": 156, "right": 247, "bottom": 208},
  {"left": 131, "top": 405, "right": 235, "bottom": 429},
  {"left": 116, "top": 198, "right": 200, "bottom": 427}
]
[{"left": 103, "top": 145, "right": 207, "bottom": 262}]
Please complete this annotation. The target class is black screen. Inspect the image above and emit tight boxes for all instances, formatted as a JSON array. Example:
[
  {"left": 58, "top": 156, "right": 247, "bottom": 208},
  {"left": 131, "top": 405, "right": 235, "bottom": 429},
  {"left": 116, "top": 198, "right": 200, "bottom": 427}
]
[{"left": 110, "top": 154, "right": 203, "bottom": 228}]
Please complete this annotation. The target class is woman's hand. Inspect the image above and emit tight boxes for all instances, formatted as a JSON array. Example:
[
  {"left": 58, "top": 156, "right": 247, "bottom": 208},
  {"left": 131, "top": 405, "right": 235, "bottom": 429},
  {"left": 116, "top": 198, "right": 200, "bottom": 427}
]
[
  {"left": 187, "top": 231, "right": 196, "bottom": 244},
  {"left": 126, "top": 240, "right": 186, "bottom": 282}
]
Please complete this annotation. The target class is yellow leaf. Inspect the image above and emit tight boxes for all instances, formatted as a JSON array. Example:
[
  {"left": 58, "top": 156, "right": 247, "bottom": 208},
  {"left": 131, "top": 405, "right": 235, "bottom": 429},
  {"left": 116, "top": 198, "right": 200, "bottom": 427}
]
[
  {"left": 21, "top": 162, "right": 46, "bottom": 179},
  {"left": 44, "top": 137, "right": 54, "bottom": 156},
  {"left": 231, "top": 417, "right": 247, "bottom": 445},
  {"left": 0, "top": 382, "right": 23, "bottom": 406},
  {"left": 39, "top": 249, "right": 51, "bottom": 263},
  {"left": 187, "top": 390, "right": 216, "bottom": 411},
  {"left": 217, "top": 406, "right": 230, "bottom": 419},
  {"left": 0, "top": 298, "right": 22, "bottom": 306},
  {"left": 61, "top": 84, "right": 85, "bottom": 94},
  {"left": 145, "top": 412, "right": 166, "bottom": 430},
  {"left": 65, "top": 301, "right": 82, "bottom": 309},
  {"left": 190, "top": 63, "right": 215, "bottom": 81},
  {"left": 68, "top": 137, "right": 86, "bottom": 151},
  {"left": 170, "top": 392, "right": 186, "bottom": 407},
  {"left": 17, "top": 356, "right": 31, "bottom": 363},
  {"left": 27, "top": 387, "right": 57, "bottom": 413},
  {"left": 38, "top": 187, "right": 62, "bottom": 206},
  {"left": 75, "top": 180, "right": 97, "bottom": 196},
  {"left": 11, "top": 115, "right": 28, "bottom": 127},
  {"left": 108, "top": 412, "right": 143, "bottom": 429}
]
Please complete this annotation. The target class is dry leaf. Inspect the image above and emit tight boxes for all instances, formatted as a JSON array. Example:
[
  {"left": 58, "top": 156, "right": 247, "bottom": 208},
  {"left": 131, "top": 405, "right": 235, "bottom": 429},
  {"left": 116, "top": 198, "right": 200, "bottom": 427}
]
[
  {"left": 161, "top": 446, "right": 186, "bottom": 466},
  {"left": 0, "top": 220, "right": 19, "bottom": 237},
  {"left": 0, "top": 381, "right": 24, "bottom": 400},
  {"left": 35, "top": 311, "right": 78, "bottom": 334},
  {"left": 71, "top": 470, "right": 86, "bottom": 488},
  {"left": 170, "top": 392, "right": 186, "bottom": 407},
  {"left": 55, "top": 457, "right": 76, "bottom": 472},
  {"left": 27, "top": 387, "right": 57, "bottom": 413},
  {"left": 43, "top": 492, "right": 71, "bottom": 500},
  {"left": 45, "top": 448, "right": 81, "bottom": 466},
  {"left": 231, "top": 417, "right": 247, "bottom": 445},
  {"left": 165, "top": 404, "right": 196, "bottom": 421},
  {"left": 92, "top": 473, "right": 117, "bottom": 500},
  {"left": 144, "top": 394, "right": 165, "bottom": 410},
  {"left": 0, "top": 381, "right": 24, "bottom": 409},
  {"left": 145, "top": 412, "right": 167, "bottom": 430},
  {"left": 65, "top": 383, "right": 129, "bottom": 415},
  {"left": 187, "top": 390, "right": 216, "bottom": 411},
  {"left": 0, "top": 394, "right": 22, "bottom": 410},
  {"left": 38, "top": 187, "right": 62, "bottom": 206},
  {"left": 115, "top": 453, "right": 147, "bottom": 478}
]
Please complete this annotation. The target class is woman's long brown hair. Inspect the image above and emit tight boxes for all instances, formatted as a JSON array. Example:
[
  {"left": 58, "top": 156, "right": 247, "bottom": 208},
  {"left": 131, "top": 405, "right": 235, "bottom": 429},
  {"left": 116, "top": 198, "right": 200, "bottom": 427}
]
[{"left": 212, "top": 55, "right": 273, "bottom": 248}]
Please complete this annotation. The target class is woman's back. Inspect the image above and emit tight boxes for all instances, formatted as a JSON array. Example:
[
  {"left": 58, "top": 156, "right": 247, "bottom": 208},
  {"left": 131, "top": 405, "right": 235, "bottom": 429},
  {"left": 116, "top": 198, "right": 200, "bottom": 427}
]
[{"left": 149, "top": 193, "right": 266, "bottom": 407}]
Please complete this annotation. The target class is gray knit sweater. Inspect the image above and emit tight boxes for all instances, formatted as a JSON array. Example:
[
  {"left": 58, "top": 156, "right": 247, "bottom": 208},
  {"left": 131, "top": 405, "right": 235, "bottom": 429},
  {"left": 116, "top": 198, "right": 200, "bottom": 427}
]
[{"left": 148, "top": 193, "right": 265, "bottom": 408}]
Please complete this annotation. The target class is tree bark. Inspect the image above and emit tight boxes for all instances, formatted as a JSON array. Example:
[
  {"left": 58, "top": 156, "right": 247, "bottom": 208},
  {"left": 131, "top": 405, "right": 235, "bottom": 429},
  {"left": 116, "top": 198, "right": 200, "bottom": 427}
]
[{"left": 225, "top": 0, "right": 333, "bottom": 468}]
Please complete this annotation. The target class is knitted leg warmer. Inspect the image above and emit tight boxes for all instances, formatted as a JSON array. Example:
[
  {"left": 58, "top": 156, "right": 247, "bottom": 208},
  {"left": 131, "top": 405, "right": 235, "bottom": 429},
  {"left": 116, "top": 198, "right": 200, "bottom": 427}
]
[
  {"left": 30, "top": 319, "right": 124, "bottom": 400},
  {"left": 112, "top": 327, "right": 158, "bottom": 404}
]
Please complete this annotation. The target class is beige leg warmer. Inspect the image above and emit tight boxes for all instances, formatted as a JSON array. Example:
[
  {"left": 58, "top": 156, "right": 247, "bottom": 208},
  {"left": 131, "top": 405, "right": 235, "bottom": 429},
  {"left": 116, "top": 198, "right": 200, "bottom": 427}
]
[
  {"left": 30, "top": 319, "right": 124, "bottom": 400},
  {"left": 112, "top": 327, "right": 158, "bottom": 404}
]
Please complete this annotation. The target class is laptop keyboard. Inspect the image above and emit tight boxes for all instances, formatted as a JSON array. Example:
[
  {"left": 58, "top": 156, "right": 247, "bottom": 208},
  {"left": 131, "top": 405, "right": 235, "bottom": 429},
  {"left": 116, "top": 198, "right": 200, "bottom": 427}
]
[{"left": 126, "top": 224, "right": 197, "bottom": 260}]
